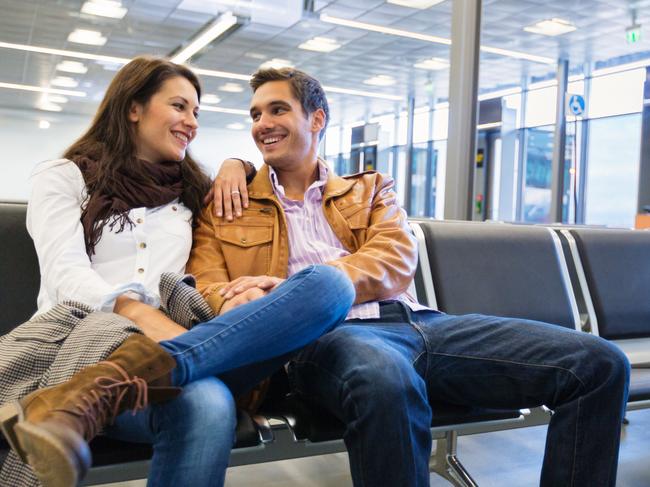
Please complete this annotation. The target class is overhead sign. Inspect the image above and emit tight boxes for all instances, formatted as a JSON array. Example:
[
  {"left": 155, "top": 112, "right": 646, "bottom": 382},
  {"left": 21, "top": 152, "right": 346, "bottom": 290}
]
[
  {"left": 626, "top": 25, "right": 642, "bottom": 44},
  {"left": 567, "top": 94, "right": 585, "bottom": 116}
]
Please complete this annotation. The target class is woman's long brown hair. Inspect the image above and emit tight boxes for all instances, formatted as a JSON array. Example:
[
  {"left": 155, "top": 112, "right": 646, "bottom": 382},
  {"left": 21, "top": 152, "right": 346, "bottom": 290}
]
[{"left": 63, "top": 56, "right": 211, "bottom": 225}]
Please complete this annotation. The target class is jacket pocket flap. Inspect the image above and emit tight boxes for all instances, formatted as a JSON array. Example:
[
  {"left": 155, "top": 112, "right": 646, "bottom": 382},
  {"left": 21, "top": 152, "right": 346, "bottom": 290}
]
[
  {"left": 337, "top": 202, "right": 371, "bottom": 219},
  {"left": 218, "top": 224, "right": 273, "bottom": 248}
]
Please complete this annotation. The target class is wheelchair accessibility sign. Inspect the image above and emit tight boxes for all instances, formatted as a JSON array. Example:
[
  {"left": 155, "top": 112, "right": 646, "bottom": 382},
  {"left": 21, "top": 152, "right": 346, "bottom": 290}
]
[{"left": 567, "top": 94, "right": 585, "bottom": 116}]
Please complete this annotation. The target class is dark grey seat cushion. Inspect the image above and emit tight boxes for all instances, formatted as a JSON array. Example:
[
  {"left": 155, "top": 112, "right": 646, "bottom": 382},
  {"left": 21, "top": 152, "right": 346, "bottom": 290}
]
[
  {"left": 569, "top": 228, "right": 650, "bottom": 340},
  {"left": 0, "top": 202, "right": 40, "bottom": 334},
  {"left": 418, "top": 221, "right": 577, "bottom": 329}
]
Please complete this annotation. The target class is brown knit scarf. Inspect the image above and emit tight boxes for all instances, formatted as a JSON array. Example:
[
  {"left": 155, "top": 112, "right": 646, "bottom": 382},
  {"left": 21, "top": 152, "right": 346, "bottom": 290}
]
[{"left": 73, "top": 155, "right": 184, "bottom": 256}]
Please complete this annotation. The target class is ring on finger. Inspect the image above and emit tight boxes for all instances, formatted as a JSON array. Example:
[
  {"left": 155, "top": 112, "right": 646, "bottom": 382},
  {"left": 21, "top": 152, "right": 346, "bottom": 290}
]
[{"left": 231, "top": 190, "right": 240, "bottom": 195}]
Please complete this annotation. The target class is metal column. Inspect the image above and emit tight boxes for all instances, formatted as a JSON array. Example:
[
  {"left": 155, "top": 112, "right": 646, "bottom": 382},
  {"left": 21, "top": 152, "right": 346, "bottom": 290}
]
[
  {"left": 444, "top": 0, "right": 482, "bottom": 220},
  {"left": 550, "top": 59, "right": 569, "bottom": 222},
  {"left": 404, "top": 94, "right": 416, "bottom": 214},
  {"left": 576, "top": 66, "right": 592, "bottom": 224},
  {"left": 636, "top": 66, "right": 650, "bottom": 217}
]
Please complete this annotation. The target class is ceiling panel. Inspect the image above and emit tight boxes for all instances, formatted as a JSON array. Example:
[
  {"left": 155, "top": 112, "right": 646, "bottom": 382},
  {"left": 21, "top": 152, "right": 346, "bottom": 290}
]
[{"left": 1, "top": 0, "right": 650, "bottom": 131}]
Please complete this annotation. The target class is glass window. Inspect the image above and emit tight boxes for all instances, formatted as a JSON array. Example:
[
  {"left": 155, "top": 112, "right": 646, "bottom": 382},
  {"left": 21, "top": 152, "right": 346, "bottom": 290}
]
[
  {"left": 588, "top": 69, "right": 644, "bottom": 119},
  {"left": 341, "top": 126, "right": 352, "bottom": 154},
  {"left": 410, "top": 142, "right": 435, "bottom": 217},
  {"left": 522, "top": 125, "right": 554, "bottom": 222},
  {"left": 397, "top": 111, "right": 408, "bottom": 146},
  {"left": 396, "top": 146, "right": 407, "bottom": 208},
  {"left": 413, "top": 109, "right": 431, "bottom": 144},
  {"left": 370, "top": 114, "right": 397, "bottom": 149},
  {"left": 584, "top": 114, "right": 641, "bottom": 228},
  {"left": 525, "top": 87, "right": 557, "bottom": 128},
  {"left": 432, "top": 107, "right": 449, "bottom": 141},
  {"left": 433, "top": 140, "right": 447, "bottom": 219},
  {"left": 376, "top": 147, "right": 394, "bottom": 177},
  {"left": 503, "top": 93, "right": 522, "bottom": 128},
  {"left": 325, "top": 125, "right": 340, "bottom": 156}
]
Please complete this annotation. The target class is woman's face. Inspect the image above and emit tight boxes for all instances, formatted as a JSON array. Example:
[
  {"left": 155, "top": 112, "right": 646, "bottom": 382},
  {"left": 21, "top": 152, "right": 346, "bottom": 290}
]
[{"left": 129, "top": 76, "right": 199, "bottom": 164}]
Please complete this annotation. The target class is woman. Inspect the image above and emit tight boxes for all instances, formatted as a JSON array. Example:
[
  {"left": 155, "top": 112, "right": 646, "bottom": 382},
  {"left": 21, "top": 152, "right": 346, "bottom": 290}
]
[{"left": 0, "top": 56, "right": 354, "bottom": 487}]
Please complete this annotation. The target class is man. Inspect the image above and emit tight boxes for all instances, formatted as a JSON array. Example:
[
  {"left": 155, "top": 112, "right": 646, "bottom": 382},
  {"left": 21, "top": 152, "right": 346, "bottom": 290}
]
[{"left": 187, "top": 68, "right": 630, "bottom": 487}]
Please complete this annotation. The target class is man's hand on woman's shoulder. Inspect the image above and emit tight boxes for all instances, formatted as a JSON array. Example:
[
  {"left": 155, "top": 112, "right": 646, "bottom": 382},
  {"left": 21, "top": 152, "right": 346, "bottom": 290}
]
[{"left": 203, "top": 158, "right": 254, "bottom": 221}]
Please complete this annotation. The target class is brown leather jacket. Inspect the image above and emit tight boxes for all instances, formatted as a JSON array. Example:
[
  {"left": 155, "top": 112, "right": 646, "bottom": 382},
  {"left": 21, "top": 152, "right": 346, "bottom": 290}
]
[
  {"left": 186, "top": 163, "right": 418, "bottom": 312},
  {"left": 186, "top": 163, "right": 417, "bottom": 411}
]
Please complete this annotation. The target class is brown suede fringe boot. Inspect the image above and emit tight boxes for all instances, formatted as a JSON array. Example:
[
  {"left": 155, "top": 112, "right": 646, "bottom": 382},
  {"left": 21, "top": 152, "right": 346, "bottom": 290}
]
[{"left": 0, "top": 334, "right": 180, "bottom": 487}]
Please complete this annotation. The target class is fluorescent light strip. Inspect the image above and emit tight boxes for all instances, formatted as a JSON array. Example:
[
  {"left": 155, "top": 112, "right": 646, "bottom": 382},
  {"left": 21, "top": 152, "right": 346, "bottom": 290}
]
[
  {"left": 323, "top": 85, "right": 402, "bottom": 101},
  {"left": 200, "top": 105, "right": 249, "bottom": 115},
  {"left": 320, "top": 14, "right": 450, "bottom": 45},
  {"left": 320, "top": 14, "right": 555, "bottom": 65},
  {"left": 478, "top": 87, "right": 521, "bottom": 101},
  {"left": 0, "top": 41, "right": 130, "bottom": 64},
  {"left": 170, "top": 12, "right": 238, "bottom": 63},
  {"left": 192, "top": 67, "right": 251, "bottom": 81},
  {"left": 0, "top": 41, "right": 402, "bottom": 102},
  {"left": 0, "top": 82, "right": 86, "bottom": 97},
  {"left": 478, "top": 46, "right": 554, "bottom": 64},
  {"left": 477, "top": 121, "right": 502, "bottom": 130}
]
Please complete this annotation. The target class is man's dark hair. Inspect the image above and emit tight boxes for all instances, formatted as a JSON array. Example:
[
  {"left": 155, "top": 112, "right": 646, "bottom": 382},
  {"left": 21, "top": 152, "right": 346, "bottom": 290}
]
[{"left": 250, "top": 67, "right": 329, "bottom": 140}]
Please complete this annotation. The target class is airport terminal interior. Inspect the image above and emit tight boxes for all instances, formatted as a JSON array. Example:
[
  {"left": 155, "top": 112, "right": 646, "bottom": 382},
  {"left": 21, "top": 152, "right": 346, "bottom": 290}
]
[{"left": 2, "top": 0, "right": 650, "bottom": 486}]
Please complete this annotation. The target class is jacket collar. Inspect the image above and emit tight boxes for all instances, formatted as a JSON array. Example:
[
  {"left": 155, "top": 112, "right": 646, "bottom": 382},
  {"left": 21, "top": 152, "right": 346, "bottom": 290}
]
[{"left": 248, "top": 157, "right": 355, "bottom": 201}]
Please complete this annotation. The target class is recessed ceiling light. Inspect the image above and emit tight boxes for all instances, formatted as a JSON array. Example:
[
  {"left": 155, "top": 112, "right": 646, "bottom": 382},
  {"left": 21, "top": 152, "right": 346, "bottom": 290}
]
[
  {"left": 81, "top": 0, "right": 127, "bottom": 19},
  {"left": 201, "top": 94, "right": 221, "bottom": 104},
  {"left": 218, "top": 82, "right": 244, "bottom": 93},
  {"left": 245, "top": 52, "right": 267, "bottom": 60},
  {"left": 363, "top": 75, "right": 396, "bottom": 86},
  {"left": 67, "top": 29, "right": 107, "bottom": 46},
  {"left": 170, "top": 12, "right": 239, "bottom": 64},
  {"left": 39, "top": 120, "right": 51, "bottom": 129},
  {"left": 414, "top": 57, "right": 449, "bottom": 70},
  {"left": 227, "top": 122, "right": 245, "bottom": 130},
  {"left": 523, "top": 18, "right": 577, "bottom": 37},
  {"left": 56, "top": 60, "right": 88, "bottom": 74},
  {"left": 51, "top": 76, "right": 79, "bottom": 88},
  {"left": 387, "top": 0, "right": 446, "bottom": 8},
  {"left": 299, "top": 37, "right": 341, "bottom": 53},
  {"left": 44, "top": 95, "right": 69, "bottom": 104},
  {"left": 260, "top": 58, "right": 294, "bottom": 69},
  {"left": 37, "top": 102, "right": 63, "bottom": 112}
]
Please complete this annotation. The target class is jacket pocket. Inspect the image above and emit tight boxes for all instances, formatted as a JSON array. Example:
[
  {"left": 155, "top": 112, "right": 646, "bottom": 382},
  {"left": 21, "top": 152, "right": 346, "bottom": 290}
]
[
  {"left": 217, "top": 221, "right": 274, "bottom": 275},
  {"left": 218, "top": 222, "right": 273, "bottom": 247},
  {"left": 339, "top": 203, "right": 371, "bottom": 230}
]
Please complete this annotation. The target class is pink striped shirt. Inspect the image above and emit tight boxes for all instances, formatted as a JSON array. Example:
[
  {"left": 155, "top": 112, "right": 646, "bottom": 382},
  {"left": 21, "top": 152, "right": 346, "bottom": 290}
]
[{"left": 269, "top": 162, "right": 428, "bottom": 320}]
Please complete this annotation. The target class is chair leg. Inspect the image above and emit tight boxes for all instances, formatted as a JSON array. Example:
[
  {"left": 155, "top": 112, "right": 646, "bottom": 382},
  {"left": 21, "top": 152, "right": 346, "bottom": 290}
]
[{"left": 429, "top": 431, "right": 479, "bottom": 487}]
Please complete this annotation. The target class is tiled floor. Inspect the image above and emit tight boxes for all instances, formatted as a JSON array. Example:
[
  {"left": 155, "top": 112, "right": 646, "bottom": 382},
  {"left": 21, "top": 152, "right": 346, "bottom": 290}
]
[{"left": 100, "top": 408, "right": 650, "bottom": 486}]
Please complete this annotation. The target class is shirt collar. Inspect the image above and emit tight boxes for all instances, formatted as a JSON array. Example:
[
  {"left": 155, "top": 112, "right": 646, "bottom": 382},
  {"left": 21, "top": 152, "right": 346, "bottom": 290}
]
[{"left": 268, "top": 160, "right": 329, "bottom": 202}]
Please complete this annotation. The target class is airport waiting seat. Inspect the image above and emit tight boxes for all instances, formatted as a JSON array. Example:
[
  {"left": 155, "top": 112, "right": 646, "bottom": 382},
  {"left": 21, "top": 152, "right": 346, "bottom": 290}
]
[
  {"left": 560, "top": 228, "right": 650, "bottom": 406},
  {"left": 411, "top": 220, "right": 581, "bottom": 330}
]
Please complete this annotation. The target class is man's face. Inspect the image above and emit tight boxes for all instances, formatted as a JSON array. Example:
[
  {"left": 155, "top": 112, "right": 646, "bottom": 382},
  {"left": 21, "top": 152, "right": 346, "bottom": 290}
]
[{"left": 249, "top": 80, "right": 323, "bottom": 168}]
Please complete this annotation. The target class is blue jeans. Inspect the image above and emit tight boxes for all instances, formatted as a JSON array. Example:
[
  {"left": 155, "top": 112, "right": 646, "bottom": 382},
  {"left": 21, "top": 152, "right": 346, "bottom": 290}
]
[
  {"left": 289, "top": 302, "right": 630, "bottom": 487},
  {"left": 105, "top": 264, "right": 355, "bottom": 487}
]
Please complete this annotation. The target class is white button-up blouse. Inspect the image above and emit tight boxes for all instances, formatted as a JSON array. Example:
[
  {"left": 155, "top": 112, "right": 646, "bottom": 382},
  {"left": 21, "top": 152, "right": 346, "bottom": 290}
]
[{"left": 27, "top": 159, "right": 193, "bottom": 314}]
